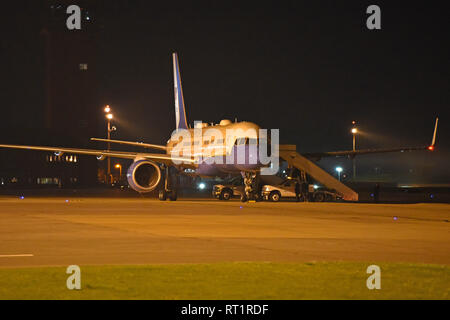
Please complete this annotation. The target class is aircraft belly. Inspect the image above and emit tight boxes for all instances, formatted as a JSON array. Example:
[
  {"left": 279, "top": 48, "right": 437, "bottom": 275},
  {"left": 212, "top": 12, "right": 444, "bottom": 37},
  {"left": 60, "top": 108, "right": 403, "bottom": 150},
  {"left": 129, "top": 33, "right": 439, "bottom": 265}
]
[{"left": 196, "top": 163, "right": 223, "bottom": 176}]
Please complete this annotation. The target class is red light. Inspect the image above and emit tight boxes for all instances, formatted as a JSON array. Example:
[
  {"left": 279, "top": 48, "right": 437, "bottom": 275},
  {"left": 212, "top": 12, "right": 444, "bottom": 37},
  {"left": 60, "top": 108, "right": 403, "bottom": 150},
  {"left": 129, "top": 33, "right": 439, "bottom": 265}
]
[{"left": 428, "top": 146, "right": 434, "bottom": 151}]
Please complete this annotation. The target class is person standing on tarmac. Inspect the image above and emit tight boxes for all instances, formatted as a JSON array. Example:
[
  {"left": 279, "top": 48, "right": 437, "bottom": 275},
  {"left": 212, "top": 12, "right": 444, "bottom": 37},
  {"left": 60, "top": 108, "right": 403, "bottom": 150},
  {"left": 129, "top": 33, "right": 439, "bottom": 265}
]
[
  {"left": 303, "top": 181, "right": 309, "bottom": 201},
  {"left": 373, "top": 183, "right": 380, "bottom": 203},
  {"left": 295, "top": 180, "right": 301, "bottom": 202}
]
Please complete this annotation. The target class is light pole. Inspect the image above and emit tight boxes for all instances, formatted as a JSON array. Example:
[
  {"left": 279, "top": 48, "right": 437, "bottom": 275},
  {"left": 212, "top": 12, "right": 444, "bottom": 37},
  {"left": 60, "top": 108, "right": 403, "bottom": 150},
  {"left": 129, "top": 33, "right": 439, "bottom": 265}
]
[
  {"left": 351, "top": 121, "right": 358, "bottom": 180},
  {"left": 104, "top": 106, "right": 115, "bottom": 185},
  {"left": 335, "top": 167, "right": 343, "bottom": 181},
  {"left": 115, "top": 164, "right": 122, "bottom": 182}
]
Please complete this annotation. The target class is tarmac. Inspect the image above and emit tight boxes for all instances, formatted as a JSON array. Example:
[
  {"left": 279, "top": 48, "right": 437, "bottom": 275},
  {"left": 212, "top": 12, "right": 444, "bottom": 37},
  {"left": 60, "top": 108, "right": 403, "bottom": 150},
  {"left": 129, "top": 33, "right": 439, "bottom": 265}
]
[{"left": 0, "top": 197, "right": 449, "bottom": 267}]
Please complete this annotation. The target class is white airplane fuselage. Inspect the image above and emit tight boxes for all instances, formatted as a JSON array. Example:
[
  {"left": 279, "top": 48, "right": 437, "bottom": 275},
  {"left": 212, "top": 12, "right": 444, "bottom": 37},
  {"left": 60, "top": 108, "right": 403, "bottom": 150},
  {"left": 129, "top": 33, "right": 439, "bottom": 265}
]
[{"left": 164, "top": 120, "right": 265, "bottom": 176}]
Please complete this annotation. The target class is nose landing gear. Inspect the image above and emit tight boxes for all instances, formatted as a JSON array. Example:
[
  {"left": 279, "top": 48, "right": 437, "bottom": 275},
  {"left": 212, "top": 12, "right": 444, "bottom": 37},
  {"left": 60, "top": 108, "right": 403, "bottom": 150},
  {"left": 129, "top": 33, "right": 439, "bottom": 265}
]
[{"left": 242, "top": 171, "right": 260, "bottom": 202}]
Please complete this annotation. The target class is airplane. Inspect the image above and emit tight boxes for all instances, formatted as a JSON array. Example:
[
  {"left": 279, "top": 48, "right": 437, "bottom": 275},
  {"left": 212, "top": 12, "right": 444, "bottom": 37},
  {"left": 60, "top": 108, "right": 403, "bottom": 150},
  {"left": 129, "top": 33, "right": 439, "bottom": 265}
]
[{"left": 0, "top": 53, "right": 439, "bottom": 201}]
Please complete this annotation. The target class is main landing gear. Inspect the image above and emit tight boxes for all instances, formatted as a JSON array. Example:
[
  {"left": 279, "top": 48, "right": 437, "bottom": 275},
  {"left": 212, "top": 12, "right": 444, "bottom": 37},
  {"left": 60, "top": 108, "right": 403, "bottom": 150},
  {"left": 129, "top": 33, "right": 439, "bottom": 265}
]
[
  {"left": 158, "top": 166, "right": 178, "bottom": 201},
  {"left": 241, "top": 171, "right": 260, "bottom": 202}
]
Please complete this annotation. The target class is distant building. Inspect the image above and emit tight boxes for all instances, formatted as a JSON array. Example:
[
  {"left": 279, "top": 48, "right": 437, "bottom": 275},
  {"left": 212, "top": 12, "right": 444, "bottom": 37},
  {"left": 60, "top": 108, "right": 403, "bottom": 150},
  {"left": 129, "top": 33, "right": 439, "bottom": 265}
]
[
  {"left": 0, "top": 130, "right": 85, "bottom": 189},
  {"left": 41, "top": 1, "right": 100, "bottom": 186},
  {"left": 41, "top": 1, "right": 99, "bottom": 138},
  {"left": 0, "top": 1, "right": 101, "bottom": 189}
]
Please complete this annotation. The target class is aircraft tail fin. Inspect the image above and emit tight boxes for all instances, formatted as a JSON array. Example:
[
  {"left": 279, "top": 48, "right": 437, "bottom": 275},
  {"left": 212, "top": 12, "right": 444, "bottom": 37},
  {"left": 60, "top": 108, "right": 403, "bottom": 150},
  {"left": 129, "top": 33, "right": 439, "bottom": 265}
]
[{"left": 173, "top": 53, "right": 188, "bottom": 130}]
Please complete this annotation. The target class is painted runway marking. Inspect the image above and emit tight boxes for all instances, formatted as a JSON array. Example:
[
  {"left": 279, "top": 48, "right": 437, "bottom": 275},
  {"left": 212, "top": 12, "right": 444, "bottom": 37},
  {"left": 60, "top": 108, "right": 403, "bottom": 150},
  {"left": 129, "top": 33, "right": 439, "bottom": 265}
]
[{"left": 0, "top": 254, "right": 34, "bottom": 258}]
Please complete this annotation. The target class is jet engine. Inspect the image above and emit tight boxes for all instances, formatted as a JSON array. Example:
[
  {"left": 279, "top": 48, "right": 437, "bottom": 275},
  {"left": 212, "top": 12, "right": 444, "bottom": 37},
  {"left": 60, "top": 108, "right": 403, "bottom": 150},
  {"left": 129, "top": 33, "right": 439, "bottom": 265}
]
[{"left": 126, "top": 160, "right": 162, "bottom": 193}]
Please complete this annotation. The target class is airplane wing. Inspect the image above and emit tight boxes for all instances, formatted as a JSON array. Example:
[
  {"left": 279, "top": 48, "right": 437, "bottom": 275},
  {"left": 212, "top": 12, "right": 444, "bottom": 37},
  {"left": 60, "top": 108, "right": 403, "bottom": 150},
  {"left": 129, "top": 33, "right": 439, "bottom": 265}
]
[
  {"left": 0, "top": 144, "right": 194, "bottom": 165},
  {"left": 90, "top": 138, "right": 167, "bottom": 151},
  {"left": 302, "top": 146, "right": 433, "bottom": 160},
  {"left": 302, "top": 117, "right": 439, "bottom": 160}
]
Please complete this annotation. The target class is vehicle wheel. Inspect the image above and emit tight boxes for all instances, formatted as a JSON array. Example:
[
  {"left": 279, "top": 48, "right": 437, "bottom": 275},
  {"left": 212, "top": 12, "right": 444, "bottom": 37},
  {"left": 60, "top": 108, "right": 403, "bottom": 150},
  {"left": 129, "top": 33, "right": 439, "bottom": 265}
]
[
  {"left": 269, "top": 191, "right": 281, "bottom": 202},
  {"left": 158, "top": 190, "right": 167, "bottom": 201},
  {"left": 221, "top": 189, "right": 232, "bottom": 201},
  {"left": 168, "top": 190, "right": 177, "bottom": 201},
  {"left": 314, "top": 192, "right": 325, "bottom": 202}
]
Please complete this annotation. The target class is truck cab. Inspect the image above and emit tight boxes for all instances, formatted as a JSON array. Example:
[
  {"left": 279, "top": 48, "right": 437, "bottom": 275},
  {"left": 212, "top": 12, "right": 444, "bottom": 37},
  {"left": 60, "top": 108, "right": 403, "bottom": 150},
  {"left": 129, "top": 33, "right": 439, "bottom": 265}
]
[
  {"left": 212, "top": 177, "right": 245, "bottom": 200},
  {"left": 262, "top": 178, "right": 297, "bottom": 202},
  {"left": 262, "top": 178, "right": 342, "bottom": 202}
]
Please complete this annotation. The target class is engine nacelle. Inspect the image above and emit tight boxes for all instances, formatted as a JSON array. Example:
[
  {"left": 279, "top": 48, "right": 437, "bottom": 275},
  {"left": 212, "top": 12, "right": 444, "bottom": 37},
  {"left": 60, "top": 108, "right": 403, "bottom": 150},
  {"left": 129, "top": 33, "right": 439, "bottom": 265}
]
[{"left": 127, "top": 160, "right": 162, "bottom": 193}]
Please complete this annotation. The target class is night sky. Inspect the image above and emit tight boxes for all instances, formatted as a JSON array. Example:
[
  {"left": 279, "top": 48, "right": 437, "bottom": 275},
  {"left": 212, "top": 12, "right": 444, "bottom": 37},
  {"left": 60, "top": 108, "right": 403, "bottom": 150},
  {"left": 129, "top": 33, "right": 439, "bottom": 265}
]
[{"left": 1, "top": 1, "right": 449, "bottom": 181}]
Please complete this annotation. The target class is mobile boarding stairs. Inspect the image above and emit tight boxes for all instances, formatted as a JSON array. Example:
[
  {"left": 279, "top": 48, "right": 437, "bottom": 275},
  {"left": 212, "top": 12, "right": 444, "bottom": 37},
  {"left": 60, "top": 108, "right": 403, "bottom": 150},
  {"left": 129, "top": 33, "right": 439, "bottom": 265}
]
[{"left": 279, "top": 145, "right": 359, "bottom": 201}]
